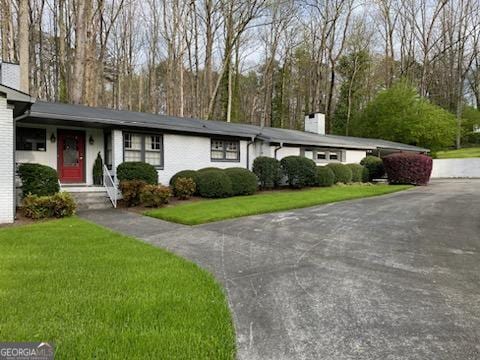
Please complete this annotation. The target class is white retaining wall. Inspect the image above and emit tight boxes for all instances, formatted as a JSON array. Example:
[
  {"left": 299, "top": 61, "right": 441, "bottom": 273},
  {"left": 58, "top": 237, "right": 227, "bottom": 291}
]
[{"left": 431, "top": 158, "right": 480, "bottom": 178}]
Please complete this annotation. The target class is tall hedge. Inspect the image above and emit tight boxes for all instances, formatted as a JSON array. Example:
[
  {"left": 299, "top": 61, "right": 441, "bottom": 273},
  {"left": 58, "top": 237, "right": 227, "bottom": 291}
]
[
  {"left": 326, "top": 163, "right": 352, "bottom": 184},
  {"left": 224, "top": 168, "right": 258, "bottom": 196},
  {"left": 360, "top": 156, "right": 385, "bottom": 180},
  {"left": 383, "top": 153, "right": 432, "bottom": 185},
  {"left": 280, "top": 156, "right": 317, "bottom": 188},
  {"left": 252, "top": 157, "right": 282, "bottom": 189},
  {"left": 117, "top": 162, "right": 158, "bottom": 185},
  {"left": 196, "top": 170, "right": 233, "bottom": 198},
  {"left": 18, "top": 163, "right": 59, "bottom": 197}
]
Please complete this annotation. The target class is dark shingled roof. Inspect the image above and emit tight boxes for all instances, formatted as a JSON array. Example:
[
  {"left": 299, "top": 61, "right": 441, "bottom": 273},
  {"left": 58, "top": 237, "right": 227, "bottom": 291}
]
[{"left": 23, "top": 101, "right": 429, "bottom": 152}]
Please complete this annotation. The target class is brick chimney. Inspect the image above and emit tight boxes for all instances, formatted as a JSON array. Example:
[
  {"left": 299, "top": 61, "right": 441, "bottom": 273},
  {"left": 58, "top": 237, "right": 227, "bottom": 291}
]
[{"left": 304, "top": 113, "right": 325, "bottom": 135}]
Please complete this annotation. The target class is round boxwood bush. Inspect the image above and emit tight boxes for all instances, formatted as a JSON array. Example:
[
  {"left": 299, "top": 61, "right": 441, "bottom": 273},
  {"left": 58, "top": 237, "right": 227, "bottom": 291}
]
[
  {"left": 315, "top": 166, "right": 335, "bottom": 187},
  {"left": 252, "top": 157, "right": 282, "bottom": 189},
  {"left": 362, "top": 167, "right": 370, "bottom": 183},
  {"left": 196, "top": 170, "right": 233, "bottom": 198},
  {"left": 18, "top": 163, "right": 60, "bottom": 198},
  {"left": 360, "top": 156, "right": 385, "bottom": 180},
  {"left": 224, "top": 167, "right": 258, "bottom": 196},
  {"left": 280, "top": 156, "right": 317, "bottom": 188},
  {"left": 383, "top": 153, "right": 432, "bottom": 185},
  {"left": 117, "top": 162, "right": 158, "bottom": 185},
  {"left": 169, "top": 170, "right": 199, "bottom": 187},
  {"left": 346, "top": 164, "right": 364, "bottom": 182},
  {"left": 326, "top": 163, "right": 352, "bottom": 184}
]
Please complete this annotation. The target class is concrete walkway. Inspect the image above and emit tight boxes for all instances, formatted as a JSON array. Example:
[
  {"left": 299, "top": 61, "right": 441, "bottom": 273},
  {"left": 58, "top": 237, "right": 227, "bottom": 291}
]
[{"left": 79, "top": 180, "right": 480, "bottom": 360}]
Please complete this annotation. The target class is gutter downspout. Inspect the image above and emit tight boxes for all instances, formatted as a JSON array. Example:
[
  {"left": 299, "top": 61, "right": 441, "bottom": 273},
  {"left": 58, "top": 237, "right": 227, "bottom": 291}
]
[
  {"left": 246, "top": 137, "right": 255, "bottom": 170},
  {"left": 274, "top": 143, "right": 283, "bottom": 159}
]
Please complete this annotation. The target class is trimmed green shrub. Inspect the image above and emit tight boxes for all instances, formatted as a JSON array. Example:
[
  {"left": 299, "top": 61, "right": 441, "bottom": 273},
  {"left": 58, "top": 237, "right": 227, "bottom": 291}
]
[
  {"left": 362, "top": 167, "right": 370, "bottom": 183},
  {"left": 169, "top": 170, "right": 199, "bottom": 187},
  {"left": 252, "top": 157, "right": 282, "bottom": 189},
  {"left": 18, "top": 163, "right": 59, "bottom": 198},
  {"left": 93, "top": 152, "right": 103, "bottom": 185},
  {"left": 346, "top": 164, "right": 364, "bottom": 182},
  {"left": 197, "top": 167, "right": 222, "bottom": 173},
  {"left": 117, "top": 162, "right": 158, "bottom": 185},
  {"left": 22, "top": 192, "right": 76, "bottom": 219},
  {"left": 360, "top": 156, "right": 385, "bottom": 180},
  {"left": 140, "top": 184, "right": 172, "bottom": 207},
  {"left": 174, "top": 177, "right": 196, "bottom": 200},
  {"left": 315, "top": 166, "right": 335, "bottom": 187},
  {"left": 326, "top": 163, "right": 352, "bottom": 184},
  {"left": 280, "top": 156, "right": 317, "bottom": 188},
  {"left": 119, "top": 180, "right": 147, "bottom": 206},
  {"left": 224, "top": 167, "right": 258, "bottom": 196},
  {"left": 196, "top": 170, "right": 233, "bottom": 198}
]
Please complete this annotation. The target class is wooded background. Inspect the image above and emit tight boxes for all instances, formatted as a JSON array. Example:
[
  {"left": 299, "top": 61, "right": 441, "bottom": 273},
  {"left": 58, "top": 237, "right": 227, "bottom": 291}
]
[{"left": 2, "top": 0, "right": 480, "bottom": 147}]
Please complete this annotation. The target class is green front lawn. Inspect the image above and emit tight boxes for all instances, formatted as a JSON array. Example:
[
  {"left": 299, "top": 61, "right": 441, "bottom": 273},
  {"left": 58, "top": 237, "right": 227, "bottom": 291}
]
[
  {"left": 436, "top": 147, "right": 480, "bottom": 159},
  {"left": 0, "top": 218, "right": 235, "bottom": 359},
  {"left": 146, "top": 184, "right": 412, "bottom": 225}
]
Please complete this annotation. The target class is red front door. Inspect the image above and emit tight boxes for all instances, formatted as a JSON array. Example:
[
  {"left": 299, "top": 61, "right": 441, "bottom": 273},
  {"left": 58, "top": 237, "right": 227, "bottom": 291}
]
[{"left": 58, "top": 130, "right": 85, "bottom": 183}]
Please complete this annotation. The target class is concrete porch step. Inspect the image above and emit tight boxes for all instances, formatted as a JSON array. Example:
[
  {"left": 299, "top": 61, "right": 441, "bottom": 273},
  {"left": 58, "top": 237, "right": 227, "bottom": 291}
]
[{"left": 66, "top": 189, "right": 113, "bottom": 211}]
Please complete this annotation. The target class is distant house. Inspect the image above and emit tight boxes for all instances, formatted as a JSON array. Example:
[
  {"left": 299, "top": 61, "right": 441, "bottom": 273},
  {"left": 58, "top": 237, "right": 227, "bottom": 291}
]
[{"left": 0, "top": 62, "right": 428, "bottom": 223}]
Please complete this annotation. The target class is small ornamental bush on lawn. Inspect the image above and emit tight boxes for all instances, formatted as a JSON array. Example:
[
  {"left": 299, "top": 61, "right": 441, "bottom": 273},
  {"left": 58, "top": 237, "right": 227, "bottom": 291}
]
[
  {"left": 140, "top": 184, "right": 172, "bottom": 207},
  {"left": 383, "top": 153, "right": 432, "bottom": 185},
  {"left": 18, "top": 163, "right": 59, "bottom": 197},
  {"left": 23, "top": 192, "right": 76, "bottom": 219},
  {"left": 117, "top": 162, "right": 158, "bottom": 185},
  {"left": 346, "top": 164, "right": 364, "bottom": 182},
  {"left": 119, "top": 180, "right": 147, "bottom": 207},
  {"left": 196, "top": 170, "right": 233, "bottom": 198},
  {"left": 224, "top": 168, "right": 258, "bottom": 196},
  {"left": 360, "top": 156, "right": 385, "bottom": 180},
  {"left": 174, "top": 177, "right": 196, "bottom": 200},
  {"left": 315, "top": 166, "right": 335, "bottom": 187},
  {"left": 252, "top": 157, "right": 282, "bottom": 189},
  {"left": 326, "top": 163, "right": 352, "bottom": 184},
  {"left": 280, "top": 156, "right": 317, "bottom": 188}
]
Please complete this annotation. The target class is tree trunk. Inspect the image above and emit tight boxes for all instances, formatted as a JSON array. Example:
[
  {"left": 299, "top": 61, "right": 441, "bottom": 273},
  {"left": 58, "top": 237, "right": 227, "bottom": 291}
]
[{"left": 18, "top": 0, "right": 30, "bottom": 93}]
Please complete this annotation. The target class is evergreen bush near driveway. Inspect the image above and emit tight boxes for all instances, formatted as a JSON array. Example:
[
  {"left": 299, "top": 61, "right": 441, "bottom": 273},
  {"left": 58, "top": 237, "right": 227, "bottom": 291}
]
[
  {"left": 280, "top": 156, "right": 317, "bottom": 188},
  {"left": 252, "top": 157, "right": 282, "bottom": 189},
  {"left": 383, "top": 153, "right": 432, "bottom": 185},
  {"left": 196, "top": 170, "right": 233, "bottom": 198},
  {"left": 362, "top": 167, "right": 370, "bottom": 183},
  {"left": 224, "top": 168, "right": 258, "bottom": 195},
  {"left": 170, "top": 170, "right": 199, "bottom": 187},
  {"left": 18, "top": 163, "right": 59, "bottom": 197},
  {"left": 360, "top": 155, "right": 385, "bottom": 180},
  {"left": 315, "top": 166, "right": 335, "bottom": 187},
  {"left": 326, "top": 163, "right": 352, "bottom": 184},
  {"left": 346, "top": 163, "right": 364, "bottom": 182},
  {"left": 117, "top": 162, "right": 158, "bottom": 184}
]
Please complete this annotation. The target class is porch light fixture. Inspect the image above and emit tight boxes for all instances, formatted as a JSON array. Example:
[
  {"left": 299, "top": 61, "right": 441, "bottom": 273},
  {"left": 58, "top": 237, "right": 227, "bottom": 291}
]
[
  {"left": 50, "top": 133, "right": 56, "bottom": 143},
  {"left": 89, "top": 135, "right": 95, "bottom": 145}
]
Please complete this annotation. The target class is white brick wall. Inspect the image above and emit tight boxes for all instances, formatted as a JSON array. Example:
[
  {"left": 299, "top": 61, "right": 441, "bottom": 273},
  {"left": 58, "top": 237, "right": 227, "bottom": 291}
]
[
  {"left": 111, "top": 129, "right": 123, "bottom": 177},
  {"left": 0, "top": 96, "right": 15, "bottom": 223},
  {"left": 0, "top": 63, "right": 20, "bottom": 90},
  {"left": 344, "top": 149, "right": 367, "bottom": 164},
  {"left": 432, "top": 158, "right": 480, "bottom": 178},
  {"left": 157, "top": 134, "right": 248, "bottom": 184}
]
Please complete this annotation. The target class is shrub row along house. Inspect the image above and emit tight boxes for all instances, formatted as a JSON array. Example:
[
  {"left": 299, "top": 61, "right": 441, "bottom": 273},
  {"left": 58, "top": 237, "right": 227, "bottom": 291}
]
[{"left": 0, "top": 63, "right": 428, "bottom": 223}]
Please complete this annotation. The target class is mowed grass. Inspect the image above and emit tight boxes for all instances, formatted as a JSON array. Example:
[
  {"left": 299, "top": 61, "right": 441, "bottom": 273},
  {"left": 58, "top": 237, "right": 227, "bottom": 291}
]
[
  {"left": 146, "top": 184, "right": 412, "bottom": 225},
  {"left": 0, "top": 218, "right": 235, "bottom": 359},
  {"left": 436, "top": 147, "right": 480, "bottom": 159}
]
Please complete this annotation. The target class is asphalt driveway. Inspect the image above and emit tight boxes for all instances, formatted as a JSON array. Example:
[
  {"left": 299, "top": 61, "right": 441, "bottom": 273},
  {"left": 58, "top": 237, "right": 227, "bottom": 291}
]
[{"left": 81, "top": 180, "right": 480, "bottom": 360}]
